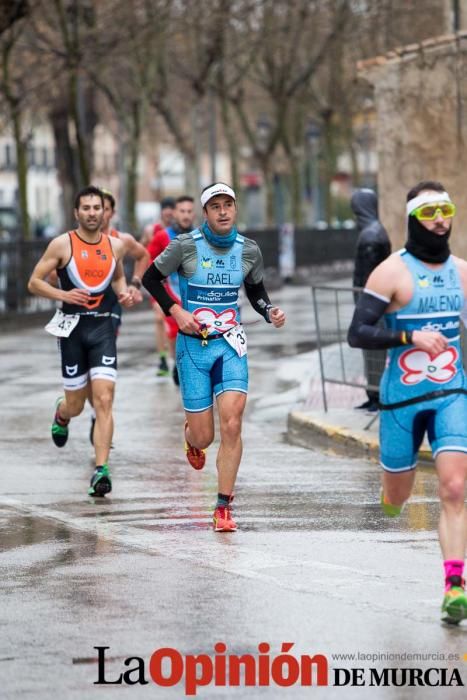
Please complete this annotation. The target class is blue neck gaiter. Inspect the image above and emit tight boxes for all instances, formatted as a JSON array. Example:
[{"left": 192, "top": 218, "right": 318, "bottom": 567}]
[{"left": 202, "top": 221, "right": 237, "bottom": 249}]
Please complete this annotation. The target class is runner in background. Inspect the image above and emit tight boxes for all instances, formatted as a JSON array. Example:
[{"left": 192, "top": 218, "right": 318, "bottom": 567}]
[
  {"left": 147, "top": 196, "right": 196, "bottom": 386},
  {"left": 144, "top": 197, "right": 176, "bottom": 376},
  {"left": 28, "top": 186, "right": 134, "bottom": 497}
]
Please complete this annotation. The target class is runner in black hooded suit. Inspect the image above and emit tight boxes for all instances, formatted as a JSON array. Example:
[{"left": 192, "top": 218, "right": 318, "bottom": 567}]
[{"left": 351, "top": 189, "right": 391, "bottom": 411}]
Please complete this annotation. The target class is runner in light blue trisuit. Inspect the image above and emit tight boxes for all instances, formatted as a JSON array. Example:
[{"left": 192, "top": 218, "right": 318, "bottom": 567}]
[{"left": 143, "top": 183, "right": 286, "bottom": 532}]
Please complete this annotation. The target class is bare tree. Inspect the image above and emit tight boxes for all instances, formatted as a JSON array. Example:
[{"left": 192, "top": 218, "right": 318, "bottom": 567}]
[
  {"left": 214, "top": 1, "right": 350, "bottom": 224},
  {"left": 0, "top": 0, "right": 28, "bottom": 36},
  {"left": 29, "top": 0, "right": 99, "bottom": 222},
  {"left": 83, "top": 0, "right": 172, "bottom": 231},
  {"left": 147, "top": 0, "right": 240, "bottom": 195},
  {"left": 0, "top": 6, "right": 33, "bottom": 237},
  {"left": 0, "top": 0, "right": 455, "bottom": 235}
]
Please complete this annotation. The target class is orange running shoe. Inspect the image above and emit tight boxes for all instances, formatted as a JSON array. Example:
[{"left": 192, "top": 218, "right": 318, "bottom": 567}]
[
  {"left": 213, "top": 505, "right": 237, "bottom": 532},
  {"left": 184, "top": 422, "right": 206, "bottom": 470}
]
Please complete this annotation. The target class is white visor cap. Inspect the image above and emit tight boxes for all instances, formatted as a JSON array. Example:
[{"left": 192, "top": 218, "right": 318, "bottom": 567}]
[{"left": 201, "top": 183, "right": 236, "bottom": 208}]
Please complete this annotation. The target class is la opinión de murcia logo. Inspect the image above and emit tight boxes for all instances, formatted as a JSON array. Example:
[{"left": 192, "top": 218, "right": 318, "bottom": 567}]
[
  {"left": 93, "top": 645, "right": 463, "bottom": 695},
  {"left": 94, "top": 644, "right": 327, "bottom": 694}
]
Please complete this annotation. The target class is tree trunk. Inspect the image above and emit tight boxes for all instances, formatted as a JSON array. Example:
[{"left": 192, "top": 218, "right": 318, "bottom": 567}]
[
  {"left": 124, "top": 103, "right": 141, "bottom": 235},
  {"left": 262, "top": 160, "right": 275, "bottom": 227},
  {"left": 321, "top": 112, "right": 336, "bottom": 223},
  {"left": 12, "top": 109, "right": 30, "bottom": 238},
  {"left": 116, "top": 99, "right": 146, "bottom": 234},
  {"left": 116, "top": 129, "right": 128, "bottom": 230},
  {"left": 50, "top": 104, "right": 79, "bottom": 229},
  {"left": 280, "top": 110, "right": 305, "bottom": 226},
  {"left": 2, "top": 35, "right": 30, "bottom": 238},
  {"left": 219, "top": 90, "right": 240, "bottom": 209},
  {"left": 68, "top": 70, "right": 89, "bottom": 187},
  {"left": 184, "top": 154, "right": 200, "bottom": 199},
  {"left": 348, "top": 133, "right": 360, "bottom": 187},
  {"left": 287, "top": 152, "right": 304, "bottom": 226},
  {"left": 183, "top": 103, "right": 201, "bottom": 197}
]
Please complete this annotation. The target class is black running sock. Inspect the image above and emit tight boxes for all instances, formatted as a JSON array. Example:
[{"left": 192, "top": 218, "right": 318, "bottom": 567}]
[{"left": 216, "top": 493, "right": 233, "bottom": 507}]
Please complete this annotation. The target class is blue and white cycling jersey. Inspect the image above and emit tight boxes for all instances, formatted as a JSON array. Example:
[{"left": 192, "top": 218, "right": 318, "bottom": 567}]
[
  {"left": 379, "top": 250, "right": 467, "bottom": 471},
  {"left": 178, "top": 229, "right": 244, "bottom": 335}
]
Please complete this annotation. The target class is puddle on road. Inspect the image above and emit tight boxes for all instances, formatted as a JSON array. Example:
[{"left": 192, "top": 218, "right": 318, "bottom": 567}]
[
  {"left": 129, "top": 498, "right": 441, "bottom": 534},
  {"left": 0, "top": 510, "right": 97, "bottom": 553}
]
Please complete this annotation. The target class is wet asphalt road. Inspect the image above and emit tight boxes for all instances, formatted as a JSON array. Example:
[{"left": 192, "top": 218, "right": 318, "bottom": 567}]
[{"left": 0, "top": 285, "right": 466, "bottom": 699}]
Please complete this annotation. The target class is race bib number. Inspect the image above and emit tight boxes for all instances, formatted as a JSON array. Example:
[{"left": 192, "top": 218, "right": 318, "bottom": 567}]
[
  {"left": 223, "top": 324, "right": 247, "bottom": 357},
  {"left": 45, "top": 309, "right": 80, "bottom": 338}
]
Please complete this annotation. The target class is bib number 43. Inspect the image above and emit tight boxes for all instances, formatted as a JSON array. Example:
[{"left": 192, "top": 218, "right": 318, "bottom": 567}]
[{"left": 45, "top": 309, "right": 80, "bottom": 338}]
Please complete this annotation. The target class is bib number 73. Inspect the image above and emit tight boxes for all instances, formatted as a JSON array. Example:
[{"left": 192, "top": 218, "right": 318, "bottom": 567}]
[{"left": 223, "top": 324, "right": 247, "bottom": 357}]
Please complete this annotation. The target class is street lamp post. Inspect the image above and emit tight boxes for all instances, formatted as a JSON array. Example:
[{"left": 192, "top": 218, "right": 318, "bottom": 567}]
[
  {"left": 306, "top": 120, "right": 322, "bottom": 225},
  {"left": 255, "top": 114, "right": 275, "bottom": 225},
  {"left": 256, "top": 114, "right": 271, "bottom": 146}
]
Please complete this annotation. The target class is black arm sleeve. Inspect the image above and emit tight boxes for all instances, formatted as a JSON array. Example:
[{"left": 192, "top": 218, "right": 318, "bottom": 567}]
[
  {"left": 244, "top": 279, "right": 272, "bottom": 322},
  {"left": 347, "top": 291, "right": 404, "bottom": 349},
  {"left": 142, "top": 264, "right": 177, "bottom": 316}
]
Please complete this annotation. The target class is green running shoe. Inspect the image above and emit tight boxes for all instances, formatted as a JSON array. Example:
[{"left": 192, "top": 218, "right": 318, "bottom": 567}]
[
  {"left": 88, "top": 464, "right": 112, "bottom": 497},
  {"left": 380, "top": 489, "right": 402, "bottom": 517},
  {"left": 157, "top": 354, "right": 170, "bottom": 377},
  {"left": 51, "top": 397, "right": 69, "bottom": 448},
  {"left": 441, "top": 576, "right": 467, "bottom": 625}
]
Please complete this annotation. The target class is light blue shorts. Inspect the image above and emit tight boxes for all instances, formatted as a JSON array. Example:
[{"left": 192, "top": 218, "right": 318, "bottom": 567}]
[
  {"left": 176, "top": 334, "right": 248, "bottom": 412},
  {"left": 379, "top": 392, "right": 467, "bottom": 471}
]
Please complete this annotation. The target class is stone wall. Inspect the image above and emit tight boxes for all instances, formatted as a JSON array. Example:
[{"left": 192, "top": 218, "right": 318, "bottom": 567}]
[{"left": 361, "top": 33, "right": 467, "bottom": 256}]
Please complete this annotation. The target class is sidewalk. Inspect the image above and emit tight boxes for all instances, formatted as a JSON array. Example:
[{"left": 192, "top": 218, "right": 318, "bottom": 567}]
[{"left": 286, "top": 343, "right": 433, "bottom": 463}]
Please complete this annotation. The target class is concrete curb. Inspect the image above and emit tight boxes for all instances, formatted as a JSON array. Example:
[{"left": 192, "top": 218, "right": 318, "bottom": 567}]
[{"left": 287, "top": 409, "right": 433, "bottom": 463}]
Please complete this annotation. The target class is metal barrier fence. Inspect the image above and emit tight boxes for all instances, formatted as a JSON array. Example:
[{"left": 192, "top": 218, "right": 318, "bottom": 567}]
[
  {"left": 311, "top": 284, "right": 386, "bottom": 412},
  {"left": 0, "top": 239, "right": 52, "bottom": 315}
]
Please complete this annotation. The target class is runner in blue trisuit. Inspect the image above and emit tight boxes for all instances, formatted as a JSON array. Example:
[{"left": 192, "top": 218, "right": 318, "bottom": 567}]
[
  {"left": 143, "top": 183, "right": 286, "bottom": 532},
  {"left": 348, "top": 180, "right": 467, "bottom": 624}
]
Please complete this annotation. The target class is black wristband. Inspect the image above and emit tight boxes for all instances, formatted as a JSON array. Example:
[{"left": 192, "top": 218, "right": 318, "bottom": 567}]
[
  {"left": 131, "top": 277, "right": 142, "bottom": 290},
  {"left": 400, "top": 330, "right": 413, "bottom": 345}
]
